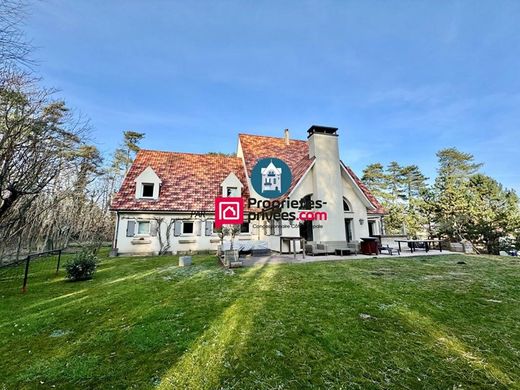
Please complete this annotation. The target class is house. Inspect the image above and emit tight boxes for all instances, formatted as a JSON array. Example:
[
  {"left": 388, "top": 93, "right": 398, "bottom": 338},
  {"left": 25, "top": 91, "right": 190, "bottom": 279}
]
[{"left": 110, "top": 125, "right": 385, "bottom": 255}]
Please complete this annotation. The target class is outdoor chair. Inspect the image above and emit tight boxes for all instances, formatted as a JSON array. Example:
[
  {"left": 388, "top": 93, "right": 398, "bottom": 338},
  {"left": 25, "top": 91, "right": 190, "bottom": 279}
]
[{"left": 378, "top": 244, "right": 400, "bottom": 256}]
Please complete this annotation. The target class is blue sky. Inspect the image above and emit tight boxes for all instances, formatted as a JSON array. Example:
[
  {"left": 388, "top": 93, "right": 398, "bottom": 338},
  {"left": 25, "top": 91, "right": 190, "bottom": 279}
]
[{"left": 27, "top": 1, "right": 520, "bottom": 191}]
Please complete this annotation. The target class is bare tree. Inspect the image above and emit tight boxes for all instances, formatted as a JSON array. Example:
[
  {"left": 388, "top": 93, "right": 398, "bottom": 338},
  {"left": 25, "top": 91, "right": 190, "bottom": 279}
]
[
  {"left": 154, "top": 217, "right": 174, "bottom": 255},
  {"left": 0, "top": 0, "right": 32, "bottom": 74}
]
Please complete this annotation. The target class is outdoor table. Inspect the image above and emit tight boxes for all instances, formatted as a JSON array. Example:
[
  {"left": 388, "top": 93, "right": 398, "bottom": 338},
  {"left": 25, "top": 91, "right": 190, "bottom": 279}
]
[
  {"left": 280, "top": 237, "right": 306, "bottom": 259},
  {"left": 395, "top": 239, "right": 443, "bottom": 253}
]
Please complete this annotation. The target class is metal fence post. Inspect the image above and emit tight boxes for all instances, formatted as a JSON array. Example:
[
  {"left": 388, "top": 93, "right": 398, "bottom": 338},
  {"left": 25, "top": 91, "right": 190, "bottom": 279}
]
[
  {"left": 56, "top": 250, "right": 62, "bottom": 274},
  {"left": 22, "top": 255, "right": 30, "bottom": 293}
]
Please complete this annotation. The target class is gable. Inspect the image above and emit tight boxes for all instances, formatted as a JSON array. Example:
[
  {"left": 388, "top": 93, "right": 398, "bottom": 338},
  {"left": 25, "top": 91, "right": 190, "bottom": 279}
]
[{"left": 134, "top": 166, "right": 162, "bottom": 184}]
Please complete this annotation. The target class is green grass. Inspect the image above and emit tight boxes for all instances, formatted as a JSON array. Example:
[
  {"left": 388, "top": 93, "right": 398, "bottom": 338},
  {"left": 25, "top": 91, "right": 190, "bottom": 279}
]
[{"left": 0, "top": 250, "right": 519, "bottom": 389}]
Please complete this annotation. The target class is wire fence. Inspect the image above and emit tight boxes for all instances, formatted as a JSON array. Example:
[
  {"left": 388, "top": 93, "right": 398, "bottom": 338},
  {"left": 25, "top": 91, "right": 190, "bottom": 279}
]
[{"left": 0, "top": 249, "right": 64, "bottom": 293}]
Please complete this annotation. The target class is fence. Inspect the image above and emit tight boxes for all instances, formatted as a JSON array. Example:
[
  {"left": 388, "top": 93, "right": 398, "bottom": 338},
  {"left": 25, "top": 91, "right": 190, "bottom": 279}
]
[{"left": 0, "top": 249, "right": 64, "bottom": 293}]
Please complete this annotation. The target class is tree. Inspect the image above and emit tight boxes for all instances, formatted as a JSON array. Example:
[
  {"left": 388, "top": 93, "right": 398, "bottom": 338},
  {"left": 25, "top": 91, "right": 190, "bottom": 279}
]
[
  {"left": 465, "top": 174, "right": 520, "bottom": 254},
  {"left": 362, "top": 163, "right": 390, "bottom": 203},
  {"left": 432, "top": 148, "right": 483, "bottom": 241},
  {"left": 0, "top": 0, "right": 32, "bottom": 73},
  {"left": 400, "top": 165, "right": 428, "bottom": 201},
  {"left": 113, "top": 130, "right": 145, "bottom": 173},
  {"left": 154, "top": 217, "right": 175, "bottom": 255},
  {"left": 386, "top": 161, "right": 406, "bottom": 204},
  {"left": 0, "top": 78, "right": 85, "bottom": 223}
]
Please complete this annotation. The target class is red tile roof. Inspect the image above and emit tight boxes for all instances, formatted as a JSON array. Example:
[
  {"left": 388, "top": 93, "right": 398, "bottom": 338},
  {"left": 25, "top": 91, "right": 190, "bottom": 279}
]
[
  {"left": 111, "top": 133, "right": 385, "bottom": 215},
  {"left": 238, "top": 134, "right": 315, "bottom": 198},
  {"left": 111, "top": 150, "right": 249, "bottom": 212},
  {"left": 342, "top": 162, "right": 385, "bottom": 214}
]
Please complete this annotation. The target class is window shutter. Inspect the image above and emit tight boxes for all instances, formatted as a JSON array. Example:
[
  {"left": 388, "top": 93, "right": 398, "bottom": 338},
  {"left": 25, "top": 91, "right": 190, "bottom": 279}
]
[
  {"left": 266, "top": 221, "right": 271, "bottom": 236},
  {"left": 205, "top": 220, "right": 213, "bottom": 236},
  {"left": 276, "top": 220, "right": 282, "bottom": 236},
  {"left": 174, "top": 220, "right": 182, "bottom": 237},
  {"left": 126, "top": 220, "right": 135, "bottom": 237},
  {"left": 195, "top": 220, "right": 202, "bottom": 236},
  {"left": 150, "top": 220, "right": 158, "bottom": 236}
]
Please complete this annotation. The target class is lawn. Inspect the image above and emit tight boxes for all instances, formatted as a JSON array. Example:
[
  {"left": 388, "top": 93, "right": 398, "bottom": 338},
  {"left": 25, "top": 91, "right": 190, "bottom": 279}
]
[{"left": 0, "top": 251, "right": 519, "bottom": 389}]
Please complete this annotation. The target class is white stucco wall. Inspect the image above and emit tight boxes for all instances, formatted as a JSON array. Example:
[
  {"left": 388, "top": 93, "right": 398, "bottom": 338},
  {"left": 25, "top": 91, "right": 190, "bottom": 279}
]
[{"left": 114, "top": 212, "right": 256, "bottom": 255}]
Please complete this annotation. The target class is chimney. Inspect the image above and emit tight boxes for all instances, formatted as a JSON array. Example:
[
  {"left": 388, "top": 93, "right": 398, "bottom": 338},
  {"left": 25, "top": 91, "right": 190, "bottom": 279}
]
[
  {"left": 306, "top": 124, "right": 344, "bottom": 242},
  {"left": 284, "top": 128, "right": 290, "bottom": 146}
]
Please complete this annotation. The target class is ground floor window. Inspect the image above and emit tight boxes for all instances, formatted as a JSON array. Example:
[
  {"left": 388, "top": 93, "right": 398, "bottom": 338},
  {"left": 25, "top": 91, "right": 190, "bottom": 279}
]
[
  {"left": 182, "top": 221, "right": 194, "bottom": 234},
  {"left": 240, "top": 222, "right": 250, "bottom": 234},
  {"left": 137, "top": 221, "right": 150, "bottom": 235}
]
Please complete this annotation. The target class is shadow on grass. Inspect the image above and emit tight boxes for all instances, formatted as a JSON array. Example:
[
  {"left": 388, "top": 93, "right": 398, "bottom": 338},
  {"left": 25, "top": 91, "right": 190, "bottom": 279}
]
[
  {"left": 157, "top": 263, "right": 276, "bottom": 389},
  {"left": 6, "top": 259, "right": 271, "bottom": 388}
]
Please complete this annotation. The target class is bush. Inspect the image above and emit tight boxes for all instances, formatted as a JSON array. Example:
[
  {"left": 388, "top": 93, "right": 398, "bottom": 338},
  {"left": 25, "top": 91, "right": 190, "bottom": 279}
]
[{"left": 65, "top": 251, "right": 98, "bottom": 281}]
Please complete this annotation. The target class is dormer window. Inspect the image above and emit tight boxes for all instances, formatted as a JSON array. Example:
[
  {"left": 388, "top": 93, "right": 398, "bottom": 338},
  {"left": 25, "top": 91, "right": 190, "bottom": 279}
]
[
  {"left": 134, "top": 166, "right": 162, "bottom": 200},
  {"left": 220, "top": 172, "right": 243, "bottom": 197},
  {"left": 226, "top": 187, "right": 238, "bottom": 197},
  {"left": 142, "top": 183, "right": 155, "bottom": 198}
]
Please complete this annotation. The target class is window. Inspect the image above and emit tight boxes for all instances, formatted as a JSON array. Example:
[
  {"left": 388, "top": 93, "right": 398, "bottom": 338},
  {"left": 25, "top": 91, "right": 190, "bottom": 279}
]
[
  {"left": 344, "top": 218, "right": 353, "bottom": 242},
  {"left": 226, "top": 187, "right": 238, "bottom": 197},
  {"left": 137, "top": 221, "right": 150, "bottom": 235},
  {"left": 300, "top": 194, "right": 313, "bottom": 210},
  {"left": 240, "top": 222, "right": 250, "bottom": 234},
  {"left": 182, "top": 221, "right": 194, "bottom": 234},
  {"left": 142, "top": 183, "right": 154, "bottom": 198},
  {"left": 343, "top": 198, "right": 351, "bottom": 212}
]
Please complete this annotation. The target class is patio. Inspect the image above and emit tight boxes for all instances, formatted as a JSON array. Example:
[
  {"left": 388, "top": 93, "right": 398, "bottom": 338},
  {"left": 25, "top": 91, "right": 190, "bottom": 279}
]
[{"left": 241, "top": 249, "right": 456, "bottom": 267}]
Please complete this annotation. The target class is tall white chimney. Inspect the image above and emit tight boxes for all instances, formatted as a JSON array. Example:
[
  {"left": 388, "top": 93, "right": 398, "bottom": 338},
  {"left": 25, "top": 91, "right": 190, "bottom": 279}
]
[{"left": 307, "top": 125, "right": 345, "bottom": 242}]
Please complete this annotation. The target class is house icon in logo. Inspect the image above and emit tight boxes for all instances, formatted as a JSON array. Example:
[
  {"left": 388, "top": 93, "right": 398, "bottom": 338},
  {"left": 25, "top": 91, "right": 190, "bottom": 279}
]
[
  {"left": 222, "top": 205, "right": 238, "bottom": 219},
  {"left": 261, "top": 160, "right": 282, "bottom": 193}
]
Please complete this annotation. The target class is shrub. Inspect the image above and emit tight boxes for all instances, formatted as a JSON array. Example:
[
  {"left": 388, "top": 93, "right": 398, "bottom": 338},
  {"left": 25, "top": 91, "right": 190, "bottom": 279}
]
[{"left": 65, "top": 251, "right": 98, "bottom": 281}]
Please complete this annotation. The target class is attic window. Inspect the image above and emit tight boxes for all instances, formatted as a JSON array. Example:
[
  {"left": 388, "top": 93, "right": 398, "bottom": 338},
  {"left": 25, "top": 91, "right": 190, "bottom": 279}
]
[
  {"left": 142, "top": 183, "right": 154, "bottom": 198},
  {"left": 226, "top": 187, "right": 238, "bottom": 197}
]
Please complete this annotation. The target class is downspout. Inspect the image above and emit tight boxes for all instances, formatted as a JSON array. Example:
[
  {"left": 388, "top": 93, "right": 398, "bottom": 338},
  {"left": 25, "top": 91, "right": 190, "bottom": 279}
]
[{"left": 111, "top": 211, "right": 120, "bottom": 257}]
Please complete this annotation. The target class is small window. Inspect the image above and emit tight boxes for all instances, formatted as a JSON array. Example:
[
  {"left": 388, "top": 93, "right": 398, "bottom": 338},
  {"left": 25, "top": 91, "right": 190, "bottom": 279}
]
[
  {"left": 142, "top": 183, "right": 154, "bottom": 198},
  {"left": 182, "top": 221, "right": 194, "bottom": 234},
  {"left": 240, "top": 222, "right": 250, "bottom": 234},
  {"left": 226, "top": 187, "right": 238, "bottom": 197},
  {"left": 137, "top": 221, "right": 150, "bottom": 235},
  {"left": 343, "top": 198, "right": 351, "bottom": 212}
]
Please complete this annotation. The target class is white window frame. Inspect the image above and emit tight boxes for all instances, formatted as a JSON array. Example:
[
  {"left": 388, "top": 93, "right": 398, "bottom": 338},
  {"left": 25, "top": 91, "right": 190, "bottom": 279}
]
[
  {"left": 182, "top": 221, "right": 195, "bottom": 236},
  {"left": 226, "top": 186, "right": 239, "bottom": 197},
  {"left": 240, "top": 222, "right": 251, "bottom": 235},
  {"left": 136, "top": 220, "right": 151, "bottom": 236},
  {"left": 141, "top": 183, "right": 155, "bottom": 198},
  {"left": 343, "top": 197, "right": 354, "bottom": 213}
]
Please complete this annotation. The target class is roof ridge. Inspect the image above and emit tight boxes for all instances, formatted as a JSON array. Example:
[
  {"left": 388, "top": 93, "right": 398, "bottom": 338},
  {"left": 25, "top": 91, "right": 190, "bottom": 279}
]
[
  {"left": 238, "top": 133, "right": 307, "bottom": 143},
  {"left": 137, "top": 149, "right": 239, "bottom": 159}
]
